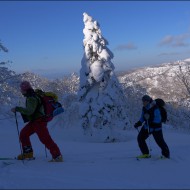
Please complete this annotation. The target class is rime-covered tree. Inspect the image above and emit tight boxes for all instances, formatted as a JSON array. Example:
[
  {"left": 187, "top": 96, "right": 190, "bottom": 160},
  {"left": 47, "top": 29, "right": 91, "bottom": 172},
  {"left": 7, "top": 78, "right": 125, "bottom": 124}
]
[
  {"left": 78, "top": 13, "right": 130, "bottom": 140},
  {"left": 175, "top": 61, "right": 190, "bottom": 98},
  {"left": 0, "top": 40, "right": 20, "bottom": 117},
  {"left": 0, "top": 40, "right": 14, "bottom": 82},
  {"left": 0, "top": 40, "right": 8, "bottom": 65}
]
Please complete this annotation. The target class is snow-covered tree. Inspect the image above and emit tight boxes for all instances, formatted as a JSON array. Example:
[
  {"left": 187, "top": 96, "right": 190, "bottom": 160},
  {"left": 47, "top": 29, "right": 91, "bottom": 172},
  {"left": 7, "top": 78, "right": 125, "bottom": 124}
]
[
  {"left": 0, "top": 41, "right": 14, "bottom": 83},
  {"left": 78, "top": 13, "right": 130, "bottom": 140},
  {"left": 175, "top": 62, "right": 190, "bottom": 97},
  {"left": 0, "top": 40, "right": 8, "bottom": 65}
]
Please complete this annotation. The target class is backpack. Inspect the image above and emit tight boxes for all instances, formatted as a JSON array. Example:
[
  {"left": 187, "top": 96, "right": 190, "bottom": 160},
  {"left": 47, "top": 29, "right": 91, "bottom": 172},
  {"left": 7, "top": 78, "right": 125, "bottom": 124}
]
[
  {"left": 155, "top": 98, "right": 167, "bottom": 123},
  {"left": 35, "top": 89, "right": 64, "bottom": 122}
]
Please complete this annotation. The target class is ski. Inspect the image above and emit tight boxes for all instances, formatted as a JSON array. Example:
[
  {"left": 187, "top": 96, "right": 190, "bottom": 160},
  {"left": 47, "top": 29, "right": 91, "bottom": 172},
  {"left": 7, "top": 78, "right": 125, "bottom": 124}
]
[
  {"left": 0, "top": 157, "right": 16, "bottom": 160},
  {"left": 0, "top": 157, "right": 35, "bottom": 161},
  {"left": 1, "top": 157, "right": 36, "bottom": 167},
  {"left": 136, "top": 155, "right": 151, "bottom": 161},
  {"left": 136, "top": 157, "right": 151, "bottom": 161},
  {"left": 135, "top": 156, "right": 170, "bottom": 161}
]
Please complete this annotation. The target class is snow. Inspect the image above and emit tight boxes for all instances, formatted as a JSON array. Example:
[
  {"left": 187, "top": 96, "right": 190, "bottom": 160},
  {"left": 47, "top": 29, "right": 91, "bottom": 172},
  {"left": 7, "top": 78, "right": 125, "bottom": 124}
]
[
  {"left": 184, "top": 58, "right": 190, "bottom": 63},
  {"left": 78, "top": 13, "right": 129, "bottom": 134},
  {"left": 90, "top": 60, "right": 104, "bottom": 82},
  {"left": 1, "top": 116, "right": 190, "bottom": 189},
  {"left": 1, "top": 11, "right": 190, "bottom": 189}
]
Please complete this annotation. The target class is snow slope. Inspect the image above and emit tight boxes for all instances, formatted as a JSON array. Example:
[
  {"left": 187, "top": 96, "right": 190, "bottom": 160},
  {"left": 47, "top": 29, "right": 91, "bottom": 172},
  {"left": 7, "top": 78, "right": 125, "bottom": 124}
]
[{"left": 0, "top": 117, "right": 190, "bottom": 189}]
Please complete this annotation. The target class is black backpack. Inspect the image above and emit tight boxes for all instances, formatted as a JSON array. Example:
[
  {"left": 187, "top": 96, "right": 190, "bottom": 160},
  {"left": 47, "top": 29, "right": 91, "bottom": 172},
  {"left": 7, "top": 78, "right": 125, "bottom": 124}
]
[{"left": 155, "top": 98, "right": 167, "bottom": 123}]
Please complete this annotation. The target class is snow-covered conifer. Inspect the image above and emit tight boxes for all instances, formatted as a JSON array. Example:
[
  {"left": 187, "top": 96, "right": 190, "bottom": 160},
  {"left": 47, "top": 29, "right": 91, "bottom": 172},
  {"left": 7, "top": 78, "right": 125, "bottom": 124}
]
[{"left": 78, "top": 13, "right": 130, "bottom": 140}]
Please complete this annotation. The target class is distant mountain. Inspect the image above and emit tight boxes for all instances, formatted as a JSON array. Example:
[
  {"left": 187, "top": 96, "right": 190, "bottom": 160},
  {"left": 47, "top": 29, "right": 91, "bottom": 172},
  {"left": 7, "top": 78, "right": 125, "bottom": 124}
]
[
  {"left": 0, "top": 70, "right": 79, "bottom": 110},
  {"left": 1, "top": 59, "right": 190, "bottom": 129},
  {"left": 116, "top": 59, "right": 190, "bottom": 129},
  {"left": 3, "top": 58, "right": 189, "bottom": 105},
  {"left": 1, "top": 59, "right": 190, "bottom": 108},
  {"left": 184, "top": 58, "right": 190, "bottom": 63},
  {"left": 118, "top": 59, "right": 190, "bottom": 103}
]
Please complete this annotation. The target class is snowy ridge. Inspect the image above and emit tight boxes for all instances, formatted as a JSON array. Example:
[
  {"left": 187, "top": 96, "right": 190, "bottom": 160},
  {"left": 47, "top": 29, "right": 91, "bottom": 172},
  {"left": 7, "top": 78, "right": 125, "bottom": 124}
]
[
  {"left": 1, "top": 59, "right": 190, "bottom": 130},
  {"left": 1, "top": 58, "right": 190, "bottom": 108},
  {"left": 118, "top": 59, "right": 190, "bottom": 102}
]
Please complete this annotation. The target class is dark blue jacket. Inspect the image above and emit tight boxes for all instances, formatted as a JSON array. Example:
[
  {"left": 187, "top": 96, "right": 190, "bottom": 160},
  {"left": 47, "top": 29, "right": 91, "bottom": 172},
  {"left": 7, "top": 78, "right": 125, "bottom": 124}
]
[{"left": 139, "top": 101, "right": 162, "bottom": 132}]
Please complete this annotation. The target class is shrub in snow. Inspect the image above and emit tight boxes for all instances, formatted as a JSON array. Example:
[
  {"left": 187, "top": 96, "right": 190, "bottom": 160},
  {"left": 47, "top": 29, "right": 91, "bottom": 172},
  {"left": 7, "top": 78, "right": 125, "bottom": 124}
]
[{"left": 78, "top": 13, "right": 130, "bottom": 140}]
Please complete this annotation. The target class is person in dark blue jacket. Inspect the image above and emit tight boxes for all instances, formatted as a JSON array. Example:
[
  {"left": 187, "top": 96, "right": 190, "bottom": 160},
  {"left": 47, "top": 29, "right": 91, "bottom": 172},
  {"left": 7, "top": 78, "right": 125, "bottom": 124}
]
[{"left": 134, "top": 95, "right": 170, "bottom": 159}]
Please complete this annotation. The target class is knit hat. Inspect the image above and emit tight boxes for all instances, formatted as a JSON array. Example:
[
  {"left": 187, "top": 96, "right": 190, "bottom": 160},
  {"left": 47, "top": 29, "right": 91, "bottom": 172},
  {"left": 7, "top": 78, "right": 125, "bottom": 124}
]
[
  {"left": 20, "top": 81, "right": 32, "bottom": 91},
  {"left": 142, "top": 95, "right": 152, "bottom": 102}
]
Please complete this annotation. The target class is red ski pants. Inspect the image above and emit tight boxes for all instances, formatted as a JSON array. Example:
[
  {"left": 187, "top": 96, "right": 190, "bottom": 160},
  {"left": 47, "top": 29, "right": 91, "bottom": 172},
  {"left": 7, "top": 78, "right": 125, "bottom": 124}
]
[{"left": 19, "top": 118, "right": 61, "bottom": 159}]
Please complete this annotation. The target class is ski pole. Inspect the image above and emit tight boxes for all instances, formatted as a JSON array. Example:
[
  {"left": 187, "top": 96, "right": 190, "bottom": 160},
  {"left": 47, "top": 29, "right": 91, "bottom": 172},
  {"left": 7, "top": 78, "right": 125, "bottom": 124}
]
[
  {"left": 136, "top": 121, "right": 146, "bottom": 133},
  {"left": 45, "top": 146, "right": 47, "bottom": 158},
  {"left": 15, "top": 112, "right": 24, "bottom": 163},
  {"left": 146, "top": 119, "right": 152, "bottom": 153},
  {"left": 136, "top": 128, "right": 140, "bottom": 133},
  {"left": 144, "top": 113, "right": 152, "bottom": 153}
]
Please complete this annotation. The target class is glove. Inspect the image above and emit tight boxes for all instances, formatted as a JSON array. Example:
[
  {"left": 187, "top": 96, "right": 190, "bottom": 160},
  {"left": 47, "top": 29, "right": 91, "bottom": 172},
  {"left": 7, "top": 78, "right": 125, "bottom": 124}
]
[
  {"left": 134, "top": 121, "right": 142, "bottom": 129},
  {"left": 144, "top": 113, "right": 150, "bottom": 120},
  {"left": 11, "top": 107, "right": 16, "bottom": 113}
]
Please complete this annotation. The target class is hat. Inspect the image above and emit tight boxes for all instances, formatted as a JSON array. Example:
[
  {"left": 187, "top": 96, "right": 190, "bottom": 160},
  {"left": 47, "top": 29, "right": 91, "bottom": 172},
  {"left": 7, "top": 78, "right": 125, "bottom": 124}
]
[
  {"left": 142, "top": 95, "right": 152, "bottom": 102},
  {"left": 20, "top": 81, "right": 32, "bottom": 91}
]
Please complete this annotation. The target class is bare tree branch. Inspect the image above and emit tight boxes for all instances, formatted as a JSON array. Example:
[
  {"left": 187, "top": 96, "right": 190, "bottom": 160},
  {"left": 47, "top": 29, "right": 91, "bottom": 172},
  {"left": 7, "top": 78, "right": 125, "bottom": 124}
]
[
  {"left": 176, "top": 65, "right": 190, "bottom": 96},
  {"left": 0, "top": 42, "right": 8, "bottom": 53}
]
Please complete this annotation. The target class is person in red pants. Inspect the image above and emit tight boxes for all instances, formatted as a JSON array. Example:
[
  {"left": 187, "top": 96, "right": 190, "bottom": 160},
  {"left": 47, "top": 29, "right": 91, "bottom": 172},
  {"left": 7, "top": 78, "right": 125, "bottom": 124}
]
[{"left": 11, "top": 81, "right": 63, "bottom": 162}]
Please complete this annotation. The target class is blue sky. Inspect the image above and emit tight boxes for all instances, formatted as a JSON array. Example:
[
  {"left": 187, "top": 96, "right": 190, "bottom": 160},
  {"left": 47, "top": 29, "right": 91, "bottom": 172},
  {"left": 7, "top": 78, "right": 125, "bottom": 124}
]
[{"left": 1, "top": 1, "right": 190, "bottom": 78}]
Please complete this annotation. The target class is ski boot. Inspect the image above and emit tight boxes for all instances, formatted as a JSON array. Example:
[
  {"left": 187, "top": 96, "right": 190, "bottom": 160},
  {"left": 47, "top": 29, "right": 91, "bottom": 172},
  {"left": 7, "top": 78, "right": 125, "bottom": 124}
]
[
  {"left": 49, "top": 155, "right": 63, "bottom": 162},
  {"left": 17, "top": 146, "right": 34, "bottom": 160},
  {"left": 136, "top": 154, "right": 151, "bottom": 159}
]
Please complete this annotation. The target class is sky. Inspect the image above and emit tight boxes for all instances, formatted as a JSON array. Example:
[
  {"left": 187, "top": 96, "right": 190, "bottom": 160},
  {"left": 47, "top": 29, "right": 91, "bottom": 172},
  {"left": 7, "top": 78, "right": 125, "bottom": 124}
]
[{"left": 1, "top": 1, "right": 190, "bottom": 78}]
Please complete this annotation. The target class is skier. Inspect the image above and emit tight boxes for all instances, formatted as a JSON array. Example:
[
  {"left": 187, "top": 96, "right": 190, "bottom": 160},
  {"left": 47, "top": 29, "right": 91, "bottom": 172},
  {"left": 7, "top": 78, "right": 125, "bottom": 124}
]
[
  {"left": 11, "top": 81, "right": 63, "bottom": 162},
  {"left": 134, "top": 95, "right": 170, "bottom": 159}
]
